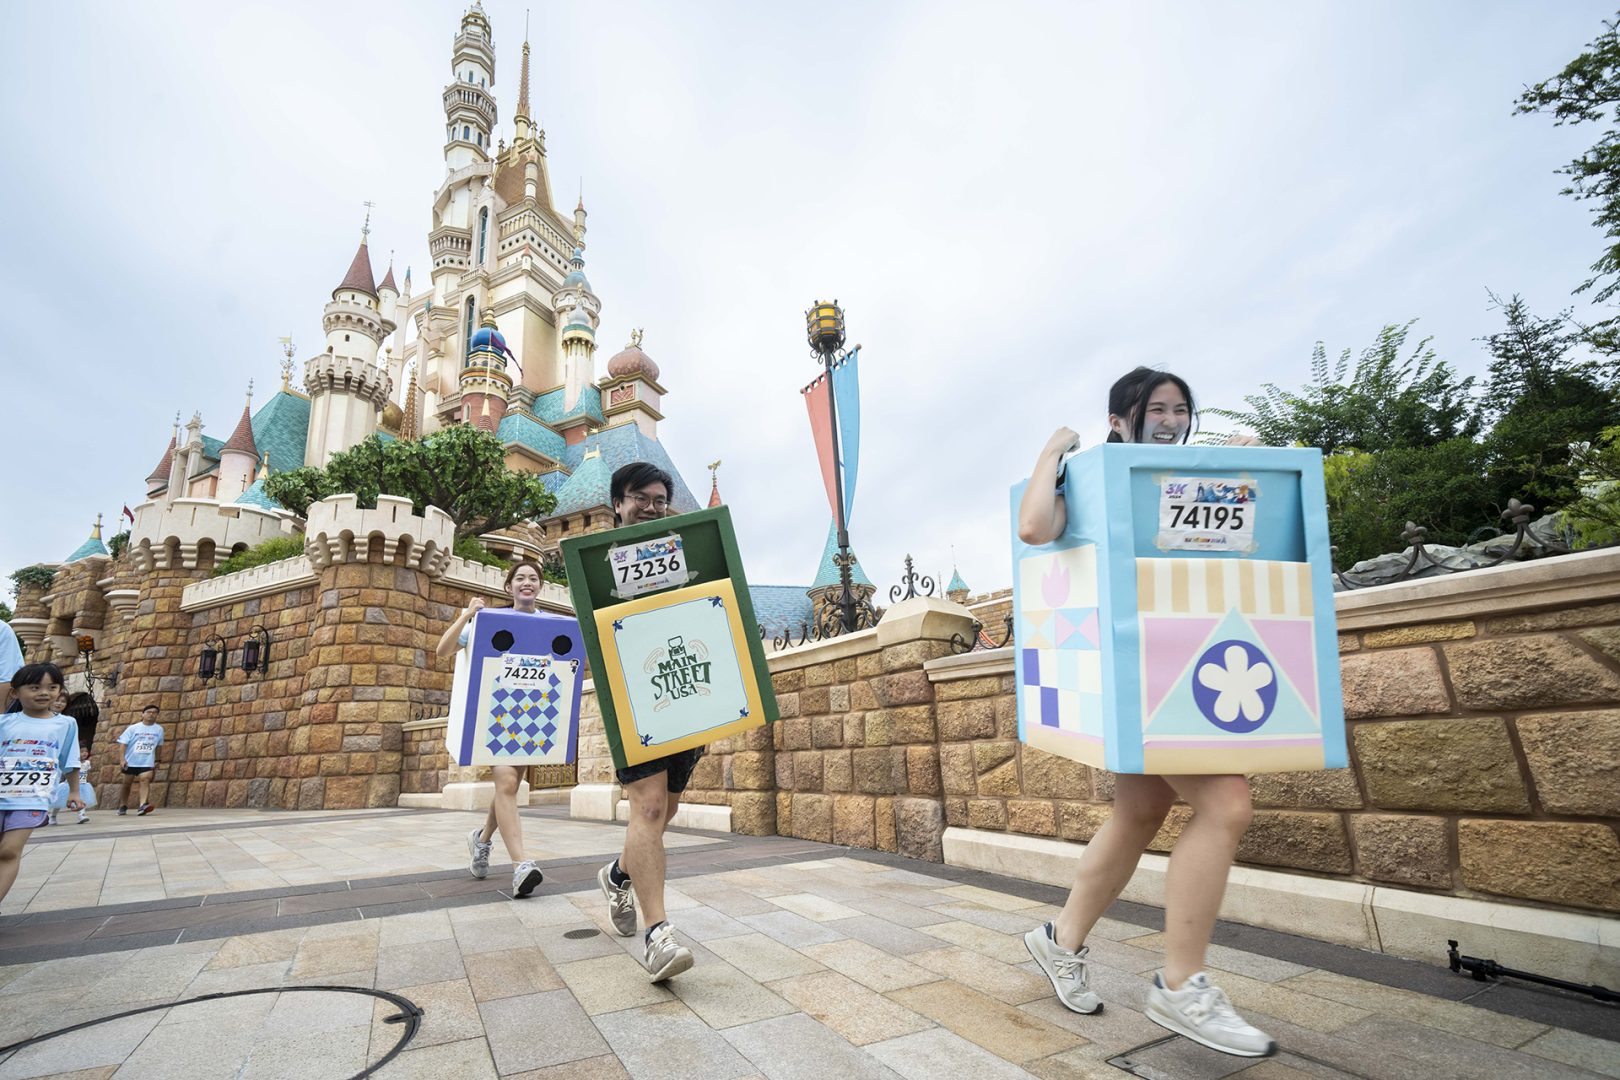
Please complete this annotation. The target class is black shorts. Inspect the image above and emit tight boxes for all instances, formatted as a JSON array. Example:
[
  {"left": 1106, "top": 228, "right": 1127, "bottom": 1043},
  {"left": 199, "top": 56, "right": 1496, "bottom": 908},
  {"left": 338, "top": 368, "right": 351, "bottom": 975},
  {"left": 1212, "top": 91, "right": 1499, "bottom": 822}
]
[
  {"left": 122, "top": 766, "right": 154, "bottom": 776},
  {"left": 615, "top": 748, "right": 704, "bottom": 793}
]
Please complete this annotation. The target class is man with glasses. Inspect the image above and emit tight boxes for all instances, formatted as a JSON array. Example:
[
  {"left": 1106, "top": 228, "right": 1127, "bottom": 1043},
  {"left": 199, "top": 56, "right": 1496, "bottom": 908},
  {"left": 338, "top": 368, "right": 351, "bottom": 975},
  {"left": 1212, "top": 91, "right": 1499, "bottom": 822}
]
[{"left": 596, "top": 461, "right": 700, "bottom": 982}]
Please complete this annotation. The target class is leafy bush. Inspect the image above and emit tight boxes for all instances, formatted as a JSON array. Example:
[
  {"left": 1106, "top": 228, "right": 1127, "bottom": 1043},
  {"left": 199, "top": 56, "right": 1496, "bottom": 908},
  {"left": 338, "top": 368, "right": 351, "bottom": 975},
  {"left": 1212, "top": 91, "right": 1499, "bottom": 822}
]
[
  {"left": 9, "top": 566, "right": 56, "bottom": 598},
  {"left": 211, "top": 536, "right": 307, "bottom": 578},
  {"left": 107, "top": 531, "right": 130, "bottom": 559},
  {"left": 453, "top": 536, "right": 509, "bottom": 568}
]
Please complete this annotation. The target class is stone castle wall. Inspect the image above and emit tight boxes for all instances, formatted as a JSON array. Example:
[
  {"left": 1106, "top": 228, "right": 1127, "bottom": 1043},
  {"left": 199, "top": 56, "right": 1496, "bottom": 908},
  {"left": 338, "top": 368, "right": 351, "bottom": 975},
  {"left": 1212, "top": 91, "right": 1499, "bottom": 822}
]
[{"left": 660, "top": 551, "right": 1620, "bottom": 918}]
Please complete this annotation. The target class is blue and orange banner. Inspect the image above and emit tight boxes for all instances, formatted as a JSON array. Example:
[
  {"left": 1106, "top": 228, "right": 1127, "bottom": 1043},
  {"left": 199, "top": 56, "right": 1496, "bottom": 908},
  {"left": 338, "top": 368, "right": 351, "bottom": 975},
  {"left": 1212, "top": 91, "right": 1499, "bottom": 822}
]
[{"left": 801, "top": 347, "right": 862, "bottom": 531}]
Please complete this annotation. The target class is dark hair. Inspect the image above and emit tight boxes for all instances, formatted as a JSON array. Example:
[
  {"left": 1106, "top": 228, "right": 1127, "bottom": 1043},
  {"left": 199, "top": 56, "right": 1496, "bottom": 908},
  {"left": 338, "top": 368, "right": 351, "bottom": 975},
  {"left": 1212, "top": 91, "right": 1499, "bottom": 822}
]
[
  {"left": 63, "top": 692, "right": 100, "bottom": 725},
  {"left": 142, "top": 703, "right": 160, "bottom": 713},
  {"left": 611, "top": 462, "right": 674, "bottom": 515},
  {"left": 11, "top": 663, "right": 64, "bottom": 690},
  {"left": 504, "top": 559, "right": 544, "bottom": 589},
  {"left": 1106, "top": 366, "right": 1196, "bottom": 444}
]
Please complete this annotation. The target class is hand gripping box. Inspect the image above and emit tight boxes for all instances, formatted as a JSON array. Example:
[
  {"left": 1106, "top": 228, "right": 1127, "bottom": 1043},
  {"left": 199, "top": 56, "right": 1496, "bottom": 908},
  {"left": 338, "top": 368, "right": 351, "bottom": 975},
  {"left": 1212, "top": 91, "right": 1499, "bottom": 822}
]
[
  {"left": 446, "top": 608, "right": 587, "bottom": 768},
  {"left": 561, "top": 506, "right": 778, "bottom": 771},
  {"left": 1009, "top": 443, "right": 1347, "bottom": 775}
]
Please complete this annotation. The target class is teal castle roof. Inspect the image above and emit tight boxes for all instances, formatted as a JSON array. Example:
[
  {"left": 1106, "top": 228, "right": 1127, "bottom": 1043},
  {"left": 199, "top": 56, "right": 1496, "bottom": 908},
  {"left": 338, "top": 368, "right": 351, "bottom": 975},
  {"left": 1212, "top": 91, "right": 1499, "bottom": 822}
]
[
  {"left": 812, "top": 521, "right": 872, "bottom": 590},
  {"left": 948, "top": 568, "right": 969, "bottom": 594},
  {"left": 65, "top": 534, "right": 108, "bottom": 562},
  {"left": 250, "top": 390, "right": 312, "bottom": 474}
]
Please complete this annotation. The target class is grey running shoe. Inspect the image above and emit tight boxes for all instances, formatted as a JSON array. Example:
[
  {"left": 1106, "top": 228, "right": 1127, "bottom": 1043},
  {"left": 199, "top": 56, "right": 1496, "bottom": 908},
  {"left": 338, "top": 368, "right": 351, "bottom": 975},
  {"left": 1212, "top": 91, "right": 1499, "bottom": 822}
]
[
  {"left": 467, "top": 826, "right": 492, "bottom": 880},
  {"left": 1146, "top": 972, "right": 1276, "bottom": 1058},
  {"left": 643, "top": 923, "right": 694, "bottom": 983},
  {"left": 1024, "top": 922, "right": 1102, "bottom": 1014},
  {"left": 512, "top": 860, "right": 543, "bottom": 898},
  {"left": 76, "top": 809, "right": 89, "bottom": 824},
  {"left": 598, "top": 861, "right": 637, "bottom": 937}
]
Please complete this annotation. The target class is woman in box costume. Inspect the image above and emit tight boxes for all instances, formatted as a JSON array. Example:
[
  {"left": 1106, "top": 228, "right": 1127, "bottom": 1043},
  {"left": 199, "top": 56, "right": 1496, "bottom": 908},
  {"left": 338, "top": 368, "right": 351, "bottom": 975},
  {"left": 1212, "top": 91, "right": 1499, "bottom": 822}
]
[
  {"left": 436, "top": 560, "right": 549, "bottom": 899},
  {"left": 1016, "top": 367, "right": 1276, "bottom": 1059}
]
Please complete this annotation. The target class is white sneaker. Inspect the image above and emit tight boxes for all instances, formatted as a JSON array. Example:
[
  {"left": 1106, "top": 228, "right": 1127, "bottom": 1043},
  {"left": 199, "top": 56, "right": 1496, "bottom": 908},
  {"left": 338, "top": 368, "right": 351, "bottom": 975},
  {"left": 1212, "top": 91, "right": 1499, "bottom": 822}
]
[
  {"left": 1024, "top": 922, "right": 1102, "bottom": 1014},
  {"left": 467, "top": 827, "right": 492, "bottom": 880},
  {"left": 511, "top": 860, "right": 543, "bottom": 898},
  {"left": 76, "top": 808, "right": 89, "bottom": 824},
  {"left": 1146, "top": 971, "right": 1277, "bottom": 1058},
  {"left": 598, "top": 860, "right": 637, "bottom": 937},
  {"left": 642, "top": 923, "right": 693, "bottom": 983}
]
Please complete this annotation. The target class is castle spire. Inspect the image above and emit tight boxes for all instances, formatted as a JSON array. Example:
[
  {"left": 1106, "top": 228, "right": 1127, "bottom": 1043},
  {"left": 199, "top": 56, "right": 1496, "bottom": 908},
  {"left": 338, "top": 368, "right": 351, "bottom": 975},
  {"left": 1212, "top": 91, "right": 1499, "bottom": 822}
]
[
  {"left": 515, "top": 14, "right": 532, "bottom": 132},
  {"left": 707, "top": 461, "right": 723, "bottom": 508}
]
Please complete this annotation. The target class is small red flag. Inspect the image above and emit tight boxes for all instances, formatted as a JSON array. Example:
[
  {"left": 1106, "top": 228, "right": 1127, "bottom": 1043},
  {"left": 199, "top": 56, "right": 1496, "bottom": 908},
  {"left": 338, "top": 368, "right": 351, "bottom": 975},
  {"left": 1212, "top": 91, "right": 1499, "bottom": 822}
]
[{"left": 122, "top": 505, "right": 135, "bottom": 524}]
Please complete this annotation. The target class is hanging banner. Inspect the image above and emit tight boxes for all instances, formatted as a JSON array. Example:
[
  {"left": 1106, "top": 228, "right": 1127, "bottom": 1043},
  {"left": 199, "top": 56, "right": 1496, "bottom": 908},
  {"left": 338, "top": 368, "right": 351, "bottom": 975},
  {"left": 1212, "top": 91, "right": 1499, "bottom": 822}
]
[
  {"left": 831, "top": 347, "right": 861, "bottom": 528},
  {"left": 802, "top": 373, "right": 841, "bottom": 527}
]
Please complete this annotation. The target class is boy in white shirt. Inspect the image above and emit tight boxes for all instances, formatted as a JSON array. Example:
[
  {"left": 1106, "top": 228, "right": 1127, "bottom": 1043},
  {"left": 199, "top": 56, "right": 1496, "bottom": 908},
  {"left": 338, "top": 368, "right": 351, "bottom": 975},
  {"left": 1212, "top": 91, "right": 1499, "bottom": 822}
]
[
  {"left": 116, "top": 704, "right": 164, "bottom": 817},
  {"left": 0, "top": 663, "right": 82, "bottom": 910}
]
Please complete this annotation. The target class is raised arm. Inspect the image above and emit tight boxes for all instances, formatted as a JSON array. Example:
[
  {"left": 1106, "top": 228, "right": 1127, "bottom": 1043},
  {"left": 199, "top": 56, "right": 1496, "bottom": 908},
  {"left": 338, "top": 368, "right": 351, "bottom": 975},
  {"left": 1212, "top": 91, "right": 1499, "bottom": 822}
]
[
  {"left": 435, "top": 597, "right": 485, "bottom": 662},
  {"left": 1017, "top": 427, "right": 1079, "bottom": 545}
]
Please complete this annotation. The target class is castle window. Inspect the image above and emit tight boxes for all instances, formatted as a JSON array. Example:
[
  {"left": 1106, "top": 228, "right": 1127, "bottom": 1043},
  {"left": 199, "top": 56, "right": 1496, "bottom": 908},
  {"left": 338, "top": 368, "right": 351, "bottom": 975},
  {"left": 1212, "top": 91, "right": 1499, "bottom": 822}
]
[
  {"left": 464, "top": 296, "right": 476, "bottom": 355},
  {"left": 477, "top": 208, "right": 489, "bottom": 264},
  {"left": 463, "top": 125, "right": 470, "bottom": 141}
]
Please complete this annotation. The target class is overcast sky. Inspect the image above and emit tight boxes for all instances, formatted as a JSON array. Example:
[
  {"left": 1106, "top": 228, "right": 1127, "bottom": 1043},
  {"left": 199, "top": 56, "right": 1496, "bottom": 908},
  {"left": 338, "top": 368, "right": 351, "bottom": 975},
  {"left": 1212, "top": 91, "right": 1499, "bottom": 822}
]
[{"left": 1, "top": 1, "right": 1611, "bottom": 601}]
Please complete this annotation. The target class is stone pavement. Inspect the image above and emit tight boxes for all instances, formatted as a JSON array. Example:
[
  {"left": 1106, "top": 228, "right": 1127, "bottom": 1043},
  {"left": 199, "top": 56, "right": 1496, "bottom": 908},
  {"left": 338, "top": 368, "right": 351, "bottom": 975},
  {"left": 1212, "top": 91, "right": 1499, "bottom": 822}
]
[{"left": 0, "top": 807, "right": 1614, "bottom": 1080}]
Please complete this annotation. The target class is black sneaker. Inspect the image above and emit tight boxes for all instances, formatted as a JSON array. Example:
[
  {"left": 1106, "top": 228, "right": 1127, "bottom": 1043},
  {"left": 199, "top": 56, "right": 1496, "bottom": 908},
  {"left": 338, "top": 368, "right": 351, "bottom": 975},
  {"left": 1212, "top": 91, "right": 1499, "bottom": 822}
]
[
  {"left": 116, "top": 807, "right": 127, "bottom": 816},
  {"left": 137, "top": 804, "right": 153, "bottom": 816}
]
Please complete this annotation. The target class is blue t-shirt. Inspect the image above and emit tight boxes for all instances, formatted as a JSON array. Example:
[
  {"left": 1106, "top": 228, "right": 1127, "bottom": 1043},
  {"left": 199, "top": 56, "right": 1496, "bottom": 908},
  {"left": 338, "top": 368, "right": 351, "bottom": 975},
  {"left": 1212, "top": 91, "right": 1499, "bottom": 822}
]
[
  {"left": 0, "top": 713, "right": 80, "bottom": 811},
  {"left": 119, "top": 722, "right": 164, "bottom": 768}
]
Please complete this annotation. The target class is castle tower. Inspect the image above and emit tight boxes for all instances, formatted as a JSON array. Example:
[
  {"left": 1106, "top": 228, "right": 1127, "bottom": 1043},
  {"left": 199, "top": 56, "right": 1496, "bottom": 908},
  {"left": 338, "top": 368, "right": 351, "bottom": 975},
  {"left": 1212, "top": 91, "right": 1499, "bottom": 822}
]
[
  {"left": 602, "top": 331, "right": 667, "bottom": 439},
  {"left": 217, "top": 382, "right": 260, "bottom": 500},
  {"left": 304, "top": 237, "right": 395, "bottom": 466},
  {"left": 146, "top": 415, "right": 179, "bottom": 499},
  {"left": 555, "top": 248, "right": 600, "bottom": 415},
  {"left": 170, "top": 412, "right": 202, "bottom": 500},
  {"left": 459, "top": 309, "right": 513, "bottom": 432},
  {"left": 444, "top": 3, "right": 497, "bottom": 171}
]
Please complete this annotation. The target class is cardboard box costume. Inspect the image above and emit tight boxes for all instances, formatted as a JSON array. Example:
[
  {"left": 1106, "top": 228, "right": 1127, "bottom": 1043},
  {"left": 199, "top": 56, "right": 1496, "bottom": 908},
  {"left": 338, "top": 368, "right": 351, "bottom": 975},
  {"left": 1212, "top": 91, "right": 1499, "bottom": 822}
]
[
  {"left": 445, "top": 609, "right": 586, "bottom": 768},
  {"left": 561, "top": 506, "right": 778, "bottom": 770},
  {"left": 1010, "top": 444, "right": 1347, "bottom": 775}
]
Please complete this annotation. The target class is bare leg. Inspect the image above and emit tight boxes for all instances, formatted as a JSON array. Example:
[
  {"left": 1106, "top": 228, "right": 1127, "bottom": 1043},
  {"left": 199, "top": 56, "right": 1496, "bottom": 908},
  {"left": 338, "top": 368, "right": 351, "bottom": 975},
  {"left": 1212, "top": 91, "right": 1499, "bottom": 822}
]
[
  {"left": 0, "top": 828, "right": 34, "bottom": 905},
  {"left": 620, "top": 773, "right": 674, "bottom": 928},
  {"left": 1158, "top": 773, "right": 1252, "bottom": 988},
  {"left": 485, "top": 765, "right": 526, "bottom": 863},
  {"left": 138, "top": 774, "right": 152, "bottom": 806},
  {"left": 1053, "top": 774, "right": 1175, "bottom": 952},
  {"left": 119, "top": 775, "right": 133, "bottom": 809}
]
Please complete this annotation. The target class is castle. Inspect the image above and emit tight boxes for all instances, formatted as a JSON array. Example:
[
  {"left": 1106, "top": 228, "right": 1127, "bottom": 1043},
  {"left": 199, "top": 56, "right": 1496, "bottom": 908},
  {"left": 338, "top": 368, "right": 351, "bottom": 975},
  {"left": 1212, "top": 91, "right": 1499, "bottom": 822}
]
[{"left": 3, "top": 3, "right": 873, "bottom": 810}]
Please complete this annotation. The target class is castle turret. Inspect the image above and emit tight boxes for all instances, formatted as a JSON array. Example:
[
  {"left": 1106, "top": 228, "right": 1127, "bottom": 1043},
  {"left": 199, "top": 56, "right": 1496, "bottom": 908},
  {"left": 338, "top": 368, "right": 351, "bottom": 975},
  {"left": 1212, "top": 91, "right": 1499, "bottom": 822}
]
[
  {"left": 444, "top": 3, "right": 497, "bottom": 171},
  {"left": 146, "top": 415, "right": 179, "bottom": 499},
  {"left": 218, "top": 383, "right": 260, "bottom": 500},
  {"left": 459, "top": 309, "right": 513, "bottom": 432},
  {"left": 555, "top": 248, "right": 600, "bottom": 414},
  {"left": 304, "top": 237, "right": 395, "bottom": 466},
  {"left": 602, "top": 331, "right": 667, "bottom": 439}
]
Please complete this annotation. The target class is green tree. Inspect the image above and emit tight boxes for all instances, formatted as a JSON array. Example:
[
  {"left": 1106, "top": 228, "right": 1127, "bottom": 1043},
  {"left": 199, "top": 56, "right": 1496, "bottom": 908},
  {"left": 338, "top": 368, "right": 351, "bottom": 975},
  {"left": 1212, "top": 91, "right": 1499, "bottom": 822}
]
[
  {"left": 1517, "top": 16, "right": 1620, "bottom": 304},
  {"left": 265, "top": 426, "right": 558, "bottom": 539},
  {"left": 1209, "top": 322, "right": 1479, "bottom": 454},
  {"left": 1478, "top": 292, "right": 1620, "bottom": 510},
  {"left": 0, "top": 601, "right": 12, "bottom": 623}
]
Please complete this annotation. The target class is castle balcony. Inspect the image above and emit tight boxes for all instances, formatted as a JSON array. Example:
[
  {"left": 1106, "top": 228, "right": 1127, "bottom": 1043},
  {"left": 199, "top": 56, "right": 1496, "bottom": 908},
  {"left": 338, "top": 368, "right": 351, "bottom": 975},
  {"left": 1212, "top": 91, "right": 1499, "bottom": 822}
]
[
  {"left": 430, "top": 226, "right": 473, "bottom": 274},
  {"left": 443, "top": 82, "right": 496, "bottom": 130},
  {"left": 304, "top": 493, "right": 455, "bottom": 577},
  {"left": 498, "top": 207, "right": 572, "bottom": 263},
  {"left": 304, "top": 354, "right": 393, "bottom": 407}
]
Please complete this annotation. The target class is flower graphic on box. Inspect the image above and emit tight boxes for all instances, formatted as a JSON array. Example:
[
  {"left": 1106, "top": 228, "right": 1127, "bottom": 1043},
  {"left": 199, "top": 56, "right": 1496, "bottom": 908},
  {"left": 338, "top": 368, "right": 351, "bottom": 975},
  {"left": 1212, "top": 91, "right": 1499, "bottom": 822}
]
[{"left": 1193, "top": 640, "right": 1276, "bottom": 732}]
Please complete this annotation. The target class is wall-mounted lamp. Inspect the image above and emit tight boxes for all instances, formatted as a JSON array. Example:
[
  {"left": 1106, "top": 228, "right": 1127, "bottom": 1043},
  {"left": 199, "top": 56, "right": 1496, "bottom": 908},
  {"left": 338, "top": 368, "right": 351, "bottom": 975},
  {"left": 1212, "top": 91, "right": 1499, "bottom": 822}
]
[
  {"left": 240, "top": 625, "right": 272, "bottom": 677},
  {"left": 198, "top": 635, "right": 228, "bottom": 682}
]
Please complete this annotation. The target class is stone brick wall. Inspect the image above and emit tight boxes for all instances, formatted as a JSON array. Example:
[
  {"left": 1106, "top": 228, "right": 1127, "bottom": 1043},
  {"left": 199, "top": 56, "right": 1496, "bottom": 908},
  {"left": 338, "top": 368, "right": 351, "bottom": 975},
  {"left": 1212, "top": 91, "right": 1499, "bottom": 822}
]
[
  {"left": 402, "top": 722, "right": 451, "bottom": 794},
  {"left": 678, "top": 557, "right": 1620, "bottom": 918}
]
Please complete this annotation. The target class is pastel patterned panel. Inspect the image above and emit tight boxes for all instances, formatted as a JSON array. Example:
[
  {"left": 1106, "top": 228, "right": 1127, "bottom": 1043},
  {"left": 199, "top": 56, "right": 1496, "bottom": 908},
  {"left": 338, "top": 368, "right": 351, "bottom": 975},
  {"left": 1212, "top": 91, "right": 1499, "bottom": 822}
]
[
  {"left": 1136, "top": 558, "right": 1329, "bottom": 773},
  {"left": 1015, "top": 543, "right": 1107, "bottom": 765},
  {"left": 446, "top": 609, "right": 586, "bottom": 768}
]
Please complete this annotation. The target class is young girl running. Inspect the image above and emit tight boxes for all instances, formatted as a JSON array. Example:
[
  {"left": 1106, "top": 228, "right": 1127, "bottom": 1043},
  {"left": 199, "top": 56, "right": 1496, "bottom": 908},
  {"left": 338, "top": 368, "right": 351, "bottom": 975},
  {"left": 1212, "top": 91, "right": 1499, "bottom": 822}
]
[
  {"left": 436, "top": 560, "right": 547, "bottom": 899},
  {"left": 0, "top": 664, "right": 83, "bottom": 912},
  {"left": 1016, "top": 366, "right": 1275, "bottom": 1059}
]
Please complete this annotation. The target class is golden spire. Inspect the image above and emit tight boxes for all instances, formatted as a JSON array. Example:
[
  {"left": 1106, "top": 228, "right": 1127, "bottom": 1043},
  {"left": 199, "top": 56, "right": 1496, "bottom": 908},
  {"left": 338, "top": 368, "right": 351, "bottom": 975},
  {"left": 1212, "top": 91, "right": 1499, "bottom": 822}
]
[
  {"left": 278, "top": 336, "right": 295, "bottom": 390},
  {"left": 91, "top": 513, "right": 103, "bottom": 541},
  {"left": 257, "top": 452, "right": 271, "bottom": 480},
  {"left": 400, "top": 362, "right": 420, "bottom": 441}
]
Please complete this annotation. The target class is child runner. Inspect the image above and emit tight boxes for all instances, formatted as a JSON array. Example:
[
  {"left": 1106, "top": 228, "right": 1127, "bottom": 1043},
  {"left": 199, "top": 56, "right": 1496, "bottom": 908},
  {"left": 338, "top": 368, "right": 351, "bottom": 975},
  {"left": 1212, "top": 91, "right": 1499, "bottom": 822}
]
[
  {"left": 116, "top": 704, "right": 164, "bottom": 816},
  {"left": 61, "top": 693, "right": 99, "bottom": 824},
  {"left": 596, "top": 462, "right": 698, "bottom": 983},
  {"left": 0, "top": 664, "right": 83, "bottom": 912},
  {"left": 1017, "top": 366, "right": 1276, "bottom": 1059},
  {"left": 436, "top": 560, "right": 547, "bottom": 899}
]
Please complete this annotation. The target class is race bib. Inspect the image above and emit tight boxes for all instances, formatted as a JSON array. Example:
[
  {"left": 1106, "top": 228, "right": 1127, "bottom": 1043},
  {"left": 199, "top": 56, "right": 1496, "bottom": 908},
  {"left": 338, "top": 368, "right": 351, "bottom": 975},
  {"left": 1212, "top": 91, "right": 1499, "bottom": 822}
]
[
  {"left": 0, "top": 757, "right": 57, "bottom": 799},
  {"left": 608, "top": 534, "right": 690, "bottom": 599},
  {"left": 1157, "top": 477, "right": 1259, "bottom": 553},
  {"left": 133, "top": 737, "right": 158, "bottom": 755},
  {"left": 494, "top": 653, "right": 579, "bottom": 693}
]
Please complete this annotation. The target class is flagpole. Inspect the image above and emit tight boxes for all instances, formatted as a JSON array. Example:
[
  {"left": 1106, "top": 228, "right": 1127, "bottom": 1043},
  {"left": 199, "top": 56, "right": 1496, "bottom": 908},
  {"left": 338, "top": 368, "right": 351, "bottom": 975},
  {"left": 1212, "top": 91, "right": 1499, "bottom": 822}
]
[{"left": 806, "top": 301, "right": 873, "bottom": 635}]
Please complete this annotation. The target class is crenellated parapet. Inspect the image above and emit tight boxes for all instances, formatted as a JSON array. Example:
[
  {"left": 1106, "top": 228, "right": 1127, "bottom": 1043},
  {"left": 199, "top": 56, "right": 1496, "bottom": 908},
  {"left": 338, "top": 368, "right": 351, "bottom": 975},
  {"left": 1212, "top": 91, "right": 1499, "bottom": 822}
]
[
  {"left": 304, "top": 354, "right": 392, "bottom": 408},
  {"left": 129, "top": 498, "right": 294, "bottom": 572},
  {"left": 303, "top": 493, "right": 455, "bottom": 576}
]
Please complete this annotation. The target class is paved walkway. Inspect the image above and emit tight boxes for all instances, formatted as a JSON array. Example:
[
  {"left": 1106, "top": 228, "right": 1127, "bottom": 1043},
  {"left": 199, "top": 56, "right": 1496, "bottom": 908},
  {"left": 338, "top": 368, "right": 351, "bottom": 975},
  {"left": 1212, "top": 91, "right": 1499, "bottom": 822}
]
[{"left": 0, "top": 807, "right": 1614, "bottom": 1080}]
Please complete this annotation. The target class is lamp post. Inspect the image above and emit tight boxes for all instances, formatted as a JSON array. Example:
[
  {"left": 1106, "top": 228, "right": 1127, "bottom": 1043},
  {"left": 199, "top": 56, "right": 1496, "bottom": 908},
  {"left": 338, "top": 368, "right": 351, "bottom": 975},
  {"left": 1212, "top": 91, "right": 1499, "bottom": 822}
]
[
  {"left": 76, "top": 635, "right": 118, "bottom": 698},
  {"left": 806, "top": 301, "right": 876, "bottom": 635}
]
